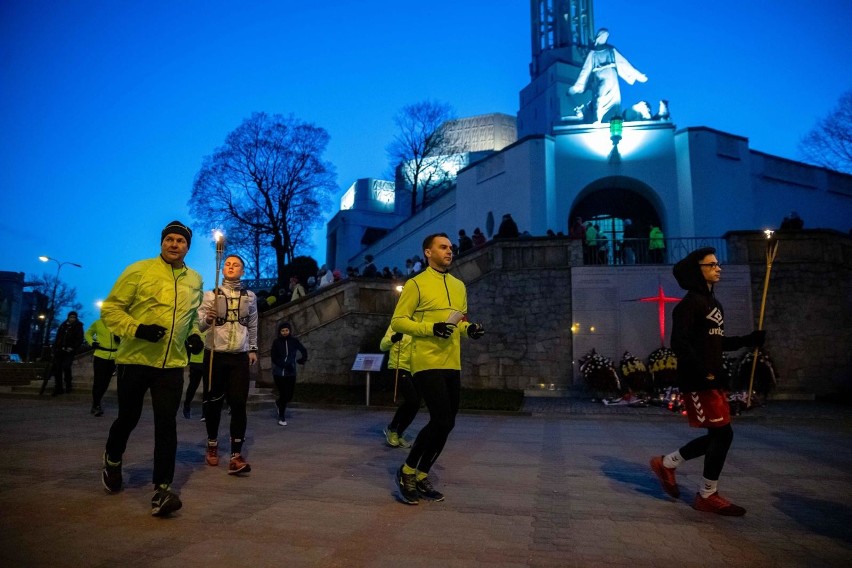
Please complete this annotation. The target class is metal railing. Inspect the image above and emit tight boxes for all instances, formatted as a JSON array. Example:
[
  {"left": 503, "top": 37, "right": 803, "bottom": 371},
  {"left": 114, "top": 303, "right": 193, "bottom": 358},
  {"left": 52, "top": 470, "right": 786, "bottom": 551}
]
[{"left": 580, "top": 237, "right": 727, "bottom": 266}]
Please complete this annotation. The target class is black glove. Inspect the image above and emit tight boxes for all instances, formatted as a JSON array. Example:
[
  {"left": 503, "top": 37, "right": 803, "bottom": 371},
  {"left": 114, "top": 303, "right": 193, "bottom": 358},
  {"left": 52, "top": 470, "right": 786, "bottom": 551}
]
[
  {"left": 297, "top": 357, "right": 307, "bottom": 365},
  {"left": 433, "top": 322, "right": 456, "bottom": 338},
  {"left": 468, "top": 323, "right": 485, "bottom": 339},
  {"left": 135, "top": 323, "right": 167, "bottom": 343},
  {"left": 744, "top": 330, "right": 766, "bottom": 348},
  {"left": 390, "top": 332, "right": 403, "bottom": 344},
  {"left": 91, "top": 342, "right": 101, "bottom": 350},
  {"left": 185, "top": 334, "right": 204, "bottom": 354}
]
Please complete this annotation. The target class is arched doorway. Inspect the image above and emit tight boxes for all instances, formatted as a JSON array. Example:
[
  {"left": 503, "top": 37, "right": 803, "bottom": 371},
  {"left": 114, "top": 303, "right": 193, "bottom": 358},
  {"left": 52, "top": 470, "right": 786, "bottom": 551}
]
[{"left": 569, "top": 178, "right": 663, "bottom": 264}]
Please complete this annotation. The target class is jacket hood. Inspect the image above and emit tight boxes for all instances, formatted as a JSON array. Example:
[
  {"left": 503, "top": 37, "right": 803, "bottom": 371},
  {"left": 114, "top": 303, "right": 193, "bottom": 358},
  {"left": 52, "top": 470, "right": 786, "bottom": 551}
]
[{"left": 672, "top": 247, "right": 716, "bottom": 292}]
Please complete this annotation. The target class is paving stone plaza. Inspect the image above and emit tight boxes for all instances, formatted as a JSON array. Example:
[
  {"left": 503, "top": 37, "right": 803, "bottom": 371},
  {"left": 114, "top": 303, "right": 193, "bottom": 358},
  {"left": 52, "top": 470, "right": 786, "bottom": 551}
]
[{"left": 1, "top": 395, "right": 850, "bottom": 567}]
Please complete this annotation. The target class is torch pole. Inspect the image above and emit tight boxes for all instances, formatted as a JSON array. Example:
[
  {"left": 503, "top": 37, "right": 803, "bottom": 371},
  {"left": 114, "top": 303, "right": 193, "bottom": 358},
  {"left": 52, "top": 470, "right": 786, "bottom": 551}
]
[
  {"left": 207, "top": 233, "right": 226, "bottom": 391},
  {"left": 747, "top": 231, "right": 779, "bottom": 408},
  {"left": 393, "top": 367, "right": 399, "bottom": 404}
]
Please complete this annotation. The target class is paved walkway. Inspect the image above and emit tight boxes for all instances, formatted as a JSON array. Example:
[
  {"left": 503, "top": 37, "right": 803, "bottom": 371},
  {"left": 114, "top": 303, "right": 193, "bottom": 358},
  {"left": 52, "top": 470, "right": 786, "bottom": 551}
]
[{"left": 1, "top": 395, "right": 850, "bottom": 567}]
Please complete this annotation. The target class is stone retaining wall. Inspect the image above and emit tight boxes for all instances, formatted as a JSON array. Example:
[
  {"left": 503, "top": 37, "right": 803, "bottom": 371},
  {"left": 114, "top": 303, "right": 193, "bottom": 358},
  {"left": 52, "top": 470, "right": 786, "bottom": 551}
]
[
  {"left": 727, "top": 229, "right": 852, "bottom": 397},
  {"left": 49, "top": 231, "right": 849, "bottom": 398}
]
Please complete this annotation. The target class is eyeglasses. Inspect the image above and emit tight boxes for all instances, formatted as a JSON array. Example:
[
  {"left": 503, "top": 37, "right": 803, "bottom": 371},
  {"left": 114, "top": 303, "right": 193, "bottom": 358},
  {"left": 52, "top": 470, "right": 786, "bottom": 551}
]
[{"left": 699, "top": 262, "right": 722, "bottom": 268}]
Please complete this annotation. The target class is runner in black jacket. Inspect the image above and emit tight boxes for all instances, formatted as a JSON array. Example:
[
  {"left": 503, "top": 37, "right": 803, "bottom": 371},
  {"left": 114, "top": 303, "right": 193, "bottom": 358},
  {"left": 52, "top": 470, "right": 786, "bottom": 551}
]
[{"left": 650, "top": 247, "right": 765, "bottom": 516}]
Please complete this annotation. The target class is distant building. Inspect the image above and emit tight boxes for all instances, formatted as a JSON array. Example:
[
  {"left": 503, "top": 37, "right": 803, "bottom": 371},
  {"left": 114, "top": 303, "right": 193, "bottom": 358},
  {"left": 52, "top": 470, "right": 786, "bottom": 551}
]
[
  {"left": 0, "top": 271, "right": 49, "bottom": 360},
  {"left": 325, "top": 112, "right": 517, "bottom": 270}
]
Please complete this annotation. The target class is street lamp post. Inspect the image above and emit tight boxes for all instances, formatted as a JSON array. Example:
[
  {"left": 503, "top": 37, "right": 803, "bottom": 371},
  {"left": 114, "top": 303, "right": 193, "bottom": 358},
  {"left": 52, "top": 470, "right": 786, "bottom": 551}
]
[{"left": 38, "top": 256, "right": 82, "bottom": 348}]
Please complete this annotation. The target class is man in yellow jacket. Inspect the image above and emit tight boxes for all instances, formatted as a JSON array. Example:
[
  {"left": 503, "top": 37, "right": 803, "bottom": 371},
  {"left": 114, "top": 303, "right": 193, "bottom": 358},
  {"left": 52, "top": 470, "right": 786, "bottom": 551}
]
[
  {"left": 391, "top": 233, "right": 485, "bottom": 505},
  {"left": 85, "top": 318, "right": 120, "bottom": 417},
  {"left": 100, "top": 220, "right": 204, "bottom": 517}
]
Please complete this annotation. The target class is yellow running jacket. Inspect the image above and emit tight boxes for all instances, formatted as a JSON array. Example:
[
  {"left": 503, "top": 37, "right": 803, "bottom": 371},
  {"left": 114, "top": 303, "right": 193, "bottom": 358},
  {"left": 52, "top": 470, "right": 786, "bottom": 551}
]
[{"left": 101, "top": 256, "right": 203, "bottom": 368}]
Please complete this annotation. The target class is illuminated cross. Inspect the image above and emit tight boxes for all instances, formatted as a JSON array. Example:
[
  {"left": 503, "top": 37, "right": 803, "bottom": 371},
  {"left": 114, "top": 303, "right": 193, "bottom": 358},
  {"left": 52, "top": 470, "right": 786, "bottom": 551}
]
[{"left": 638, "top": 284, "right": 681, "bottom": 347}]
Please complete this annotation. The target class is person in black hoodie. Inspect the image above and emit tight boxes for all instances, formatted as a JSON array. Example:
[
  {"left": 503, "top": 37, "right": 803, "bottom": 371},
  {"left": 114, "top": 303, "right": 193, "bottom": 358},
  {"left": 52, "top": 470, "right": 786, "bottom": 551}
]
[
  {"left": 649, "top": 247, "right": 765, "bottom": 516},
  {"left": 270, "top": 322, "right": 307, "bottom": 426}
]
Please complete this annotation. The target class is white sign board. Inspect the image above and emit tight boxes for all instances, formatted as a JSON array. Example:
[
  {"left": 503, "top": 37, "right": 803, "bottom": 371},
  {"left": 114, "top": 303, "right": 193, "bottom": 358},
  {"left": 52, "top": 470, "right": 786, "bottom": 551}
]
[{"left": 351, "top": 353, "right": 385, "bottom": 372}]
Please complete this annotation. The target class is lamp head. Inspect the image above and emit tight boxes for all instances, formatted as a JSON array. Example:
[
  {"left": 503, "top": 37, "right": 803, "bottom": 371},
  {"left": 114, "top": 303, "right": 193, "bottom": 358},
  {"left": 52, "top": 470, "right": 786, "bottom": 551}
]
[{"left": 609, "top": 117, "right": 623, "bottom": 138}]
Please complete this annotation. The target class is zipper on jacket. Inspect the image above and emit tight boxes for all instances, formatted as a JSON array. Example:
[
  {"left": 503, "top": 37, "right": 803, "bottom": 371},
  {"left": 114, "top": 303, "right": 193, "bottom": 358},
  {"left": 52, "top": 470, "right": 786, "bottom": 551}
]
[
  {"left": 161, "top": 268, "right": 182, "bottom": 368},
  {"left": 441, "top": 273, "right": 453, "bottom": 307}
]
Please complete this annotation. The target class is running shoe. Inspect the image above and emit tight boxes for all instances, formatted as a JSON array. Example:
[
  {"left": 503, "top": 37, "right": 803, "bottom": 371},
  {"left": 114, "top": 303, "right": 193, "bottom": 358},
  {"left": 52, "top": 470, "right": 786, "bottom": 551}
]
[
  {"left": 650, "top": 456, "right": 679, "bottom": 498},
  {"left": 416, "top": 476, "right": 445, "bottom": 502},
  {"left": 228, "top": 454, "right": 251, "bottom": 475},
  {"left": 396, "top": 466, "right": 419, "bottom": 505},
  {"left": 101, "top": 452, "right": 122, "bottom": 494},
  {"left": 693, "top": 492, "right": 746, "bottom": 516},
  {"left": 205, "top": 441, "right": 219, "bottom": 466},
  {"left": 151, "top": 485, "right": 182, "bottom": 517},
  {"left": 384, "top": 428, "right": 400, "bottom": 448}
]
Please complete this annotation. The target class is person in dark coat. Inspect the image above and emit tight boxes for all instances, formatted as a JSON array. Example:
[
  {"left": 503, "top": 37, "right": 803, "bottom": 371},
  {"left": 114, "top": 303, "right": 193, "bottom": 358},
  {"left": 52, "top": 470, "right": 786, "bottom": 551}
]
[
  {"left": 496, "top": 214, "right": 520, "bottom": 238},
  {"left": 51, "top": 311, "right": 84, "bottom": 395},
  {"left": 270, "top": 322, "right": 308, "bottom": 426},
  {"left": 457, "top": 229, "right": 474, "bottom": 255},
  {"left": 471, "top": 228, "right": 487, "bottom": 247}
]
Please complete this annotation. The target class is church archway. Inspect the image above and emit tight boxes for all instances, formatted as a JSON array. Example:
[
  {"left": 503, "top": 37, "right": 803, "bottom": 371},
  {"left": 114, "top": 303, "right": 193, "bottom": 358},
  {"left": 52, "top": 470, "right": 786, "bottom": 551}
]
[{"left": 569, "top": 176, "right": 663, "bottom": 264}]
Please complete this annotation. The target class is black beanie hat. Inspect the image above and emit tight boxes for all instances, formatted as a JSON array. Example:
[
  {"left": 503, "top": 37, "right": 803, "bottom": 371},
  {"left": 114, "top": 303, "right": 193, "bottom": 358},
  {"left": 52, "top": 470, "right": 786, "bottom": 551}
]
[{"left": 161, "top": 220, "right": 192, "bottom": 248}]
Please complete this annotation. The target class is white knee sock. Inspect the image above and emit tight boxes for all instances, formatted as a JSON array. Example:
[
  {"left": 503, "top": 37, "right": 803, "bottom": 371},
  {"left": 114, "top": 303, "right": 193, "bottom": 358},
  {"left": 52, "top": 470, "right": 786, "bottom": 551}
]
[
  {"left": 699, "top": 477, "right": 718, "bottom": 498},
  {"left": 663, "top": 451, "right": 683, "bottom": 469}
]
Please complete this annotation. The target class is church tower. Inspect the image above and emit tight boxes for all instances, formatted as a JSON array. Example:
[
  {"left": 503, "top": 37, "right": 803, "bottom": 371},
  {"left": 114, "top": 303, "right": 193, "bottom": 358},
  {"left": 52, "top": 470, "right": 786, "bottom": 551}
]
[{"left": 519, "top": 0, "right": 595, "bottom": 137}]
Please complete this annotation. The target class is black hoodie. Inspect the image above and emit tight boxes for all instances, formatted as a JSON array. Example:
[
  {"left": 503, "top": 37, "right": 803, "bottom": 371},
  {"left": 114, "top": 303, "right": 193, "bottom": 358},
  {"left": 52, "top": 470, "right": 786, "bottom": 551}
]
[
  {"left": 270, "top": 322, "right": 308, "bottom": 377},
  {"left": 671, "top": 248, "right": 749, "bottom": 392}
]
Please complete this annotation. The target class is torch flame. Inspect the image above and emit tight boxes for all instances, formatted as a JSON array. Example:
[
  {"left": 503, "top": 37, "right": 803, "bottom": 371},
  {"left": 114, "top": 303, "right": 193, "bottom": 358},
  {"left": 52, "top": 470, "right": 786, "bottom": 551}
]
[{"left": 213, "top": 230, "right": 226, "bottom": 254}]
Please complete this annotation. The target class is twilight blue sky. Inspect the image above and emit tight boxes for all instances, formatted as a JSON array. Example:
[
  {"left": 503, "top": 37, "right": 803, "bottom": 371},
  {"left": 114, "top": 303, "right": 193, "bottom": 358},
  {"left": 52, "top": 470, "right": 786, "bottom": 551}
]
[{"left": 2, "top": 0, "right": 850, "bottom": 323}]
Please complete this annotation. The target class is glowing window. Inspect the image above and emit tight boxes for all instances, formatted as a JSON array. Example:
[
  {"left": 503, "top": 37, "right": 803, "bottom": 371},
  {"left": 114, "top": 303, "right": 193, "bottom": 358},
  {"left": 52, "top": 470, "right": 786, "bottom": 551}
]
[
  {"left": 340, "top": 184, "right": 356, "bottom": 210},
  {"left": 371, "top": 180, "right": 395, "bottom": 206}
]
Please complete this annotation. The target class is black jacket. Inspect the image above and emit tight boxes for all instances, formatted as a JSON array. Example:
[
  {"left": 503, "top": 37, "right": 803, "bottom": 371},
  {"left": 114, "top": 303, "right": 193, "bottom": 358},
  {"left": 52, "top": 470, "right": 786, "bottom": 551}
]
[
  {"left": 54, "top": 319, "right": 84, "bottom": 353},
  {"left": 270, "top": 323, "right": 308, "bottom": 377},
  {"left": 671, "top": 248, "right": 750, "bottom": 392}
]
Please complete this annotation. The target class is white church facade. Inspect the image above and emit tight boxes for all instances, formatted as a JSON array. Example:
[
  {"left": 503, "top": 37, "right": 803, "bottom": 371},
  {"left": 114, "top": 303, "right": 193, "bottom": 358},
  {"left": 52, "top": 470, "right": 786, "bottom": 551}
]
[{"left": 325, "top": 0, "right": 852, "bottom": 273}]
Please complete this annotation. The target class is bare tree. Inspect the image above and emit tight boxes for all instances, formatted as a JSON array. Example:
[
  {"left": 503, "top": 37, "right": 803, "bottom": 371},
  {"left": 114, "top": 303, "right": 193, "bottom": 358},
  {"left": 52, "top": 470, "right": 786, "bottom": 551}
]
[
  {"left": 27, "top": 274, "right": 82, "bottom": 342},
  {"left": 799, "top": 90, "right": 852, "bottom": 174},
  {"left": 190, "top": 112, "right": 337, "bottom": 284},
  {"left": 387, "top": 100, "right": 465, "bottom": 215}
]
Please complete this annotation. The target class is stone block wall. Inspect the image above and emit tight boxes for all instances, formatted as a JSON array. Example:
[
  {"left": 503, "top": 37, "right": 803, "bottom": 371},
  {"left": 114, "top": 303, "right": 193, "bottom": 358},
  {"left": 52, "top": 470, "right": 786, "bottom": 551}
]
[
  {"left": 256, "top": 231, "right": 851, "bottom": 398},
  {"left": 727, "top": 230, "right": 852, "bottom": 397},
  {"left": 258, "top": 280, "right": 397, "bottom": 387},
  {"left": 459, "top": 238, "right": 580, "bottom": 390}
]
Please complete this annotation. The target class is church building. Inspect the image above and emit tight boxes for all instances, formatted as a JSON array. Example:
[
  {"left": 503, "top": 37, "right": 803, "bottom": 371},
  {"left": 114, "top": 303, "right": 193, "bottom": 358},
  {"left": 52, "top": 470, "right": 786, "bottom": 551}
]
[{"left": 325, "top": 0, "right": 852, "bottom": 274}]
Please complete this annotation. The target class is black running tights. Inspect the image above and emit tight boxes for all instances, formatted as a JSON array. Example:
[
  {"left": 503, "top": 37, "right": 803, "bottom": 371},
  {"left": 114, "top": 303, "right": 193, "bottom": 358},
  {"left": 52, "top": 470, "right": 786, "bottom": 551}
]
[
  {"left": 388, "top": 370, "right": 421, "bottom": 436},
  {"left": 404, "top": 369, "right": 460, "bottom": 474},
  {"left": 679, "top": 424, "right": 734, "bottom": 481}
]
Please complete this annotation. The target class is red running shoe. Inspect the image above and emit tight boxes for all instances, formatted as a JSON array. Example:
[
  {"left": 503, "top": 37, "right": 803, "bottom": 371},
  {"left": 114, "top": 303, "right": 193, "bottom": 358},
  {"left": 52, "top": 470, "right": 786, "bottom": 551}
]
[
  {"left": 650, "top": 456, "right": 680, "bottom": 498},
  {"left": 205, "top": 441, "right": 219, "bottom": 466},
  {"left": 228, "top": 454, "right": 252, "bottom": 475},
  {"left": 693, "top": 492, "right": 746, "bottom": 516}
]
